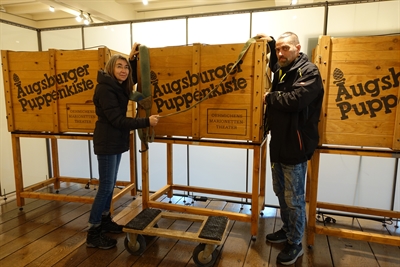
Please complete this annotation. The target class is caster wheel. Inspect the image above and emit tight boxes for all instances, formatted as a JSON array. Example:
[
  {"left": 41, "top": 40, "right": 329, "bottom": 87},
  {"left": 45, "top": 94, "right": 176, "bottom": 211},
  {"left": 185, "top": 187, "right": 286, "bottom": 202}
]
[
  {"left": 124, "top": 234, "right": 146, "bottom": 255},
  {"left": 192, "top": 244, "right": 217, "bottom": 267},
  {"left": 251, "top": 236, "right": 257, "bottom": 241}
]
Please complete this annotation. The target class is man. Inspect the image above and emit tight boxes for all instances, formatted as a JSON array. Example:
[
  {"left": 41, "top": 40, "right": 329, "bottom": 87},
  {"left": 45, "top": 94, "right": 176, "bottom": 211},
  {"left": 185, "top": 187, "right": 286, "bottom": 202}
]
[{"left": 259, "top": 32, "right": 324, "bottom": 265}]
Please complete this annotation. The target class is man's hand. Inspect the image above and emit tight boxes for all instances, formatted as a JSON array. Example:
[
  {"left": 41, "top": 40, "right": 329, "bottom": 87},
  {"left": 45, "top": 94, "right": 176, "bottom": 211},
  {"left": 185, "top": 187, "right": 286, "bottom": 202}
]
[
  {"left": 263, "top": 91, "right": 270, "bottom": 104},
  {"left": 256, "top": 33, "right": 273, "bottom": 42}
]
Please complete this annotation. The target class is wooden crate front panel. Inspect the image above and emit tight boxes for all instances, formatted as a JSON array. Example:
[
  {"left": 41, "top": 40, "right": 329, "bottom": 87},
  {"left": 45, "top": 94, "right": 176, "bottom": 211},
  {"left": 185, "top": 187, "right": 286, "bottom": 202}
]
[
  {"left": 143, "top": 40, "right": 267, "bottom": 142},
  {"left": 1, "top": 48, "right": 129, "bottom": 133},
  {"left": 316, "top": 35, "right": 400, "bottom": 150}
]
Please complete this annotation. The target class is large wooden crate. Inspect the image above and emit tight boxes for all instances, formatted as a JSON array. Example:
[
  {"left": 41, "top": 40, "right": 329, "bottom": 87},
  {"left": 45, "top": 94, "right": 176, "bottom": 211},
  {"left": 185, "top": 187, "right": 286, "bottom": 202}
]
[
  {"left": 138, "top": 40, "right": 268, "bottom": 142},
  {"left": 307, "top": 34, "right": 400, "bottom": 247},
  {"left": 314, "top": 34, "right": 400, "bottom": 150},
  {"left": 1, "top": 47, "right": 128, "bottom": 133}
]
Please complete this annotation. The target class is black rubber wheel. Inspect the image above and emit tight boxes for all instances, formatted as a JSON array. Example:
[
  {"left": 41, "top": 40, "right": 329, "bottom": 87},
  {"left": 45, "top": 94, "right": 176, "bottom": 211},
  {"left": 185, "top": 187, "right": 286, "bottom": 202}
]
[
  {"left": 192, "top": 243, "right": 217, "bottom": 267},
  {"left": 124, "top": 234, "right": 146, "bottom": 255}
]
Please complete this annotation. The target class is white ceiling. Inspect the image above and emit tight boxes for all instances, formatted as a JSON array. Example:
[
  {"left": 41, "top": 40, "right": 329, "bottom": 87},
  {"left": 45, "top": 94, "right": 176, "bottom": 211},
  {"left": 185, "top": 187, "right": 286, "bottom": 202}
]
[{"left": 0, "top": 0, "right": 332, "bottom": 29}]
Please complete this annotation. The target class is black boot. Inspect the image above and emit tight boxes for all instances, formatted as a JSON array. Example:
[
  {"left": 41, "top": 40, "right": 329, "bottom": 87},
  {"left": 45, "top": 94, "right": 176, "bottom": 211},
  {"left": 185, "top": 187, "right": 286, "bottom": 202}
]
[
  {"left": 86, "top": 225, "right": 117, "bottom": 249},
  {"left": 101, "top": 213, "right": 123, "bottom": 233}
]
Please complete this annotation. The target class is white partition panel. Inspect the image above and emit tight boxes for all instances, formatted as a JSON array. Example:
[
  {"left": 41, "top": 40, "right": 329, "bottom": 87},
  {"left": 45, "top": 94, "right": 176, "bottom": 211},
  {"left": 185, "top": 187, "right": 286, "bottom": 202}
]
[
  {"left": 252, "top": 7, "right": 326, "bottom": 58},
  {"left": 189, "top": 146, "right": 248, "bottom": 201},
  {"left": 395, "top": 160, "right": 400, "bottom": 212},
  {"left": 84, "top": 24, "right": 132, "bottom": 54},
  {"left": 251, "top": 7, "right": 326, "bottom": 206},
  {"left": 327, "top": 1, "right": 400, "bottom": 37},
  {"left": 41, "top": 28, "right": 83, "bottom": 50},
  {"left": 132, "top": 19, "right": 187, "bottom": 47},
  {"left": 188, "top": 13, "right": 251, "bottom": 45},
  {"left": 0, "top": 23, "right": 45, "bottom": 194}
]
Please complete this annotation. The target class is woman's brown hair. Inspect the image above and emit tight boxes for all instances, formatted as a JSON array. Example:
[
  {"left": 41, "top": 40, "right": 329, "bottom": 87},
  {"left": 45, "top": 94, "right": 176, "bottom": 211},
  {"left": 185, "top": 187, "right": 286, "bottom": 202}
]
[{"left": 104, "top": 54, "right": 134, "bottom": 95}]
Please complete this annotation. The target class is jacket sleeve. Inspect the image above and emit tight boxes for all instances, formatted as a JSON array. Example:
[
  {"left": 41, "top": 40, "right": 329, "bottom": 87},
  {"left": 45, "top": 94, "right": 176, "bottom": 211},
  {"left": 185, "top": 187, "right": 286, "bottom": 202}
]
[
  {"left": 267, "top": 38, "right": 278, "bottom": 72},
  {"left": 266, "top": 64, "right": 323, "bottom": 112},
  {"left": 95, "top": 84, "right": 150, "bottom": 130}
]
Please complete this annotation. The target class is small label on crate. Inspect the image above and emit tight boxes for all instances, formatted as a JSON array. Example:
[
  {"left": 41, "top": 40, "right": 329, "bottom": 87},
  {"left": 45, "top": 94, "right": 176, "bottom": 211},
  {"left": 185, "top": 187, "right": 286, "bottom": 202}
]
[
  {"left": 66, "top": 104, "right": 96, "bottom": 130},
  {"left": 207, "top": 108, "right": 247, "bottom": 135}
]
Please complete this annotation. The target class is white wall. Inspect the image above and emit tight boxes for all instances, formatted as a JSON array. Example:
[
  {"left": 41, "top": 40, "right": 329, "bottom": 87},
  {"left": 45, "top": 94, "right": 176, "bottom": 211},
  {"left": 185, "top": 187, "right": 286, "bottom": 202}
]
[{"left": 1, "top": 0, "right": 399, "bottom": 211}]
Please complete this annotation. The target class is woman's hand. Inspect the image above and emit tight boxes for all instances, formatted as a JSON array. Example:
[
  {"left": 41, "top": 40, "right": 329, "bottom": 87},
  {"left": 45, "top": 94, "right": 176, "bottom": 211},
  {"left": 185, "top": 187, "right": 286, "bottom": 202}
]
[
  {"left": 129, "top": 42, "right": 140, "bottom": 60},
  {"left": 149, "top": 115, "right": 160, "bottom": 127}
]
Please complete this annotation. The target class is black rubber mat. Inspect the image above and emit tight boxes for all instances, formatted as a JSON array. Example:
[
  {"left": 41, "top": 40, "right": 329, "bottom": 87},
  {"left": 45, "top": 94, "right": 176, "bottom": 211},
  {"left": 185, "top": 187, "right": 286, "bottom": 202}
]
[
  {"left": 125, "top": 208, "right": 161, "bottom": 230},
  {"left": 199, "top": 216, "right": 228, "bottom": 241}
]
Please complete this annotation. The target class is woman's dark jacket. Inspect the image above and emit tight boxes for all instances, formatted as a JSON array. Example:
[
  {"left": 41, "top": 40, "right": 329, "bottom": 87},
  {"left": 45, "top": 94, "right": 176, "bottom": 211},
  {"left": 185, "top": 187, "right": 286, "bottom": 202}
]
[
  {"left": 265, "top": 39, "right": 324, "bottom": 165},
  {"left": 93, "top": 70, "right": 149, "bottom": 155}
]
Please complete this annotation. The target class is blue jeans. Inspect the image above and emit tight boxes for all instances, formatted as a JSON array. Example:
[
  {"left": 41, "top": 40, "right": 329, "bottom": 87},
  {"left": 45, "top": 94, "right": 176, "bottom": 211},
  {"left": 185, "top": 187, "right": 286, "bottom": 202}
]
[
  {"left": 89, "top": 153, "right": 122, "bottom": 225},
  {"left": 271, "top": 161, "right": 307, "bottom": 245}
]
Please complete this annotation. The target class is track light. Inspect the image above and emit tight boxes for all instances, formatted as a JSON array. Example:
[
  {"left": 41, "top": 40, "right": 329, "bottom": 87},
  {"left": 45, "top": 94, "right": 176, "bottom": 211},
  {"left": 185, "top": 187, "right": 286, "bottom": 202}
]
[
  {"left": 88, "top": 13, "right": 94, "bottom": 23},
  {"left": 83, "top": 14, "right": 89, "bottom": 25},
  {"left": 76, "top": 10, "right": 83, "bottom": 22},
  {"left": 76, "top": 11, "right": 93, "bottom": 25},
  {"left": 83, "top": 13, "right": 94, "bottom": 25},
  {"left": 290, "top": 0, "right": 298, "bottom": 5},
  {"left": 49, "top": 6, "right": 55, "bottom": 12}
]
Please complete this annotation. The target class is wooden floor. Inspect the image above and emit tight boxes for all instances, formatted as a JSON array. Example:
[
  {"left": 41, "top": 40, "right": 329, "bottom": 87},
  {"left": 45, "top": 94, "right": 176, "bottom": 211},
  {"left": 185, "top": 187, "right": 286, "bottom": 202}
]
[{"left": 0, "top": 183, "right": 399, "bottom": 267}]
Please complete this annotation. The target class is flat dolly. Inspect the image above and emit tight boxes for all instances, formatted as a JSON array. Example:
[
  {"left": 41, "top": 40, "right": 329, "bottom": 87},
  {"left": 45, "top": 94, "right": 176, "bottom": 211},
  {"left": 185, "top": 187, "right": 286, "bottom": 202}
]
[{"left": 123, "top": 208, "right": 229, "bottom": 267}]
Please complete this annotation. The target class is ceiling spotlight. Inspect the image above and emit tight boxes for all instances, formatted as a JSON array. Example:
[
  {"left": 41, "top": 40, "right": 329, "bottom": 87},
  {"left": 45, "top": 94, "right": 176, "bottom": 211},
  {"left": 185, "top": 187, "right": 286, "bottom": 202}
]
[
  {"left": 49, "top": 6, "right": 55, "bottom": 12},
  {"left": 290, "top": 0, "right": 298, "bottom": 5},
  {"left": 88, "top": 13, "right": 94, "bottom": 23},
  {"left": 76, "top": 10, "right": 84, "bottom": 22},
  {"left": 83, "top": 13, "right": 94, "bottom": 25},
  {"left": 143, "top": 0, "right": 148, "bottom": 5},
  {"left": 83, "top": 14, "right": 89, "bottom": 25}
]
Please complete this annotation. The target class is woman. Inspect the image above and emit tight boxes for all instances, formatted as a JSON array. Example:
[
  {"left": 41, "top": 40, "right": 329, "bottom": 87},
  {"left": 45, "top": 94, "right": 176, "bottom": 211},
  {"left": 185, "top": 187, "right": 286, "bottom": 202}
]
[{"left": 87, "top": 51, "right": 159, "bottom": 249}]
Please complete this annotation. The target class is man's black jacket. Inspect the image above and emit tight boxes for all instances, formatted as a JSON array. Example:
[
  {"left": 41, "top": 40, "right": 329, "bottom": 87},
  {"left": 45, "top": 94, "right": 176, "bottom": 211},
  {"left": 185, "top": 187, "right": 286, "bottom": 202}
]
[{"left": 265, "top": 39, "right": 324, "bottom": 165}]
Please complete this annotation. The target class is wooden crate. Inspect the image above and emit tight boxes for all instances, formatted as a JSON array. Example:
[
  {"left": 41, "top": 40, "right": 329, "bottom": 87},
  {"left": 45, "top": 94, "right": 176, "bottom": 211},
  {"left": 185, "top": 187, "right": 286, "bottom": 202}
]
[
  {"left": 138, "top": 40, "right": 268, "bottom": 142},
  {"left": 313, "top": 34, "right": 400, "bottom": 150},
  {"left": 307, "top": 34, "right": 400, "bottom": 247},
  {"left": 1, "top": 47, "right": 130, "bottom": 133}
]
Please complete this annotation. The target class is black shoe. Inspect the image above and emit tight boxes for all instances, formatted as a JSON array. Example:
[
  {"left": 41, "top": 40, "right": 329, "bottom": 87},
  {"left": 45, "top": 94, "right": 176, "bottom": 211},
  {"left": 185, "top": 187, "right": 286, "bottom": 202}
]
[
  {"left": 266, "top": 228, "right": 287, "bottom": 243},
  {"left": 277, "top": 242, "right": 304, "bottom": 265},
  {"left": 101, "top": 213, "right": 123, "bottom": 233},
  {"left": 86, "top": 225, "right": 117, "bottom": 249}
]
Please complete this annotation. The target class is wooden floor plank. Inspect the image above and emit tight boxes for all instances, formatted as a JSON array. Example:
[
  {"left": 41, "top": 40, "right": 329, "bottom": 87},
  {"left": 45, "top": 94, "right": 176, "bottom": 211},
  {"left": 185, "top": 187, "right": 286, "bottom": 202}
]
[
  {"left": 55, "top": 191, "right": 148, "bottom": 267},
  {"left": 0, "top": 183, "right": 399, "bottom": 267},
  {"left": 0, "top": 183, "right": 82, "bottom": 224},
  {"left": 214, "top": 203, "right": 252, "bottom": 267},
  {"left": 0, "top": 203, "right": 91, "bottom": 265},
  {"left": 243, "top": 206, "right": 277, "bottom": 267},
  {"left": 357, "top": 218, "right": 400, "bottom": 267},
  {"left": 324, "top": 214, "right": 381, "bottom": 267}
]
